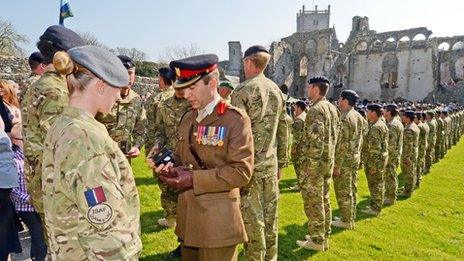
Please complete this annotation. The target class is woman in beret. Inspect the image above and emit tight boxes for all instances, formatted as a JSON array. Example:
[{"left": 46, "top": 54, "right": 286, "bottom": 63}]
[{"left": 41, "top": 45, "right": 141, "bottom": 260}]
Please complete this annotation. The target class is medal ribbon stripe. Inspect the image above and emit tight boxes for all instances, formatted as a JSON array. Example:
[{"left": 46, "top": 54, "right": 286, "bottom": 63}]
[{"left": 84, "top": 186, "right": 107, "bottom": 207}]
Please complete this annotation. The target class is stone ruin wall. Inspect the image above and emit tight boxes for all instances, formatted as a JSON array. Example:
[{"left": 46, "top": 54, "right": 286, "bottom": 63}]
[{"left": 0, "top": 54, "right": 159, "bottom": 97}]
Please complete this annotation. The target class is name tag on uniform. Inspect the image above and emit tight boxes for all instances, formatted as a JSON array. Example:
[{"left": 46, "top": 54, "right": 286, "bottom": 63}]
[{"left": 194, "top": 126, "right": 227, "bottom": 146}]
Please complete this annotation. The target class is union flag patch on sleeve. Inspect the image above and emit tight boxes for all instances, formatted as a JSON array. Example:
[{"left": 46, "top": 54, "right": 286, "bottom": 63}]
[{"left": 84, "top": 186, "right": 107, "bottom": 207}]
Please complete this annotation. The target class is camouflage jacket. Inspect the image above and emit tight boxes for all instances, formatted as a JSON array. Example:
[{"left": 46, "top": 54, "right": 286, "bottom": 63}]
[
  {"left": 19, "top": 72, "right": 41, "bottom": 103},
  {"left": 386, "top": 117, "right": 404, "bottom": 165},
  {"left": 334, "top": 108, "right": 364, "bottom": 169},
  {"left": 21, "top": 68, "right": 68, "bottom": 214},
  {"left": 362, "top": 118, "right": 389, "bottom": 168},
  {"left": 231, "top": 73, "right": 289, "bottom": 177},
  {"left": 42, "top": 106, "right": 141, "bottom": 260},
  {"left": 402, "top": 122, "right": 420, "bottom": 167},
  {"left": 291, "top": 111, "right": 306, "bottom": 163},
  {"left": 426, "top": 119, "right": 437, "bottom": 150},
  {"left": 417, "top": 122, "right": 429, "bottom": 158},
  {"left": 144, "top": 87, "right": 175, "bottom": 153},
  {"left": 435, "top": 117, "right": 445, "bottom": 145},
  {"left": 300, "top": 97, "right": 340, "bottom": 170},
  {"left": 152, "top": 95, "right": 190, "bottom": 152},
  {"left": 96, "top": 89, "right": 146, "bottom": 150}
]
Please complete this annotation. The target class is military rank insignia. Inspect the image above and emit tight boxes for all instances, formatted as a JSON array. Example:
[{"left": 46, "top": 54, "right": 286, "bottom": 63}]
[
  {"left": 194, "top": 126, "right": 226, "bottom": 146},
  {"left": 84, "top": 186, "right": 113, "bottom": 224}
]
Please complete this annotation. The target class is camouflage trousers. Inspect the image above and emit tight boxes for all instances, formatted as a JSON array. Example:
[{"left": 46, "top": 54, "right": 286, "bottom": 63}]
[
  {"left": 333, "top": 166, "right": 358, "bottom": 224},
  {"left": 241, "top": 174, "right": 279, "bottom": 261},
  {"left": 401, "top": 159, "right": 417, "bottom": 196},
  {"left": 299, "top": 162, "right": 332, "bottom": 244},
  {"left": 425, "top": 145, "right": 435, "bottom": 173},
  {"left": 384, "top": 160, "right": 399, "bottom": 204},
  {"left": 364, "top": 163, "right": 385, "bottom": 212},
  {"left": 416, "top": 154, "right": 426, "bottom": 187},
  {"left": 435, "top": 140, "right": 444, "bottom": 160},
  {"left": 292, "top": 159, "right": 303, "bottom": 188},
  {"left": 156, "top": 173, "right": 178, "bottom": 220}
]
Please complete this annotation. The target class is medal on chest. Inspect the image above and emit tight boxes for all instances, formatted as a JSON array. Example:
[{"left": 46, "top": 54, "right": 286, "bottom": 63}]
[{"left": 195, "top": 125, "right": 227, "bottom": 147}]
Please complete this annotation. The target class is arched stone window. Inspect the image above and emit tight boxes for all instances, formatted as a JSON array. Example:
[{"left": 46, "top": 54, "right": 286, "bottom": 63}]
[
  {"left": 299, "top": 56, "right": 308, "bottom": 76},
  {"left": 452, "top": 41, "right": 464, "bottom": 51},
  {"left": 438, "top": 42, "right": 450, "bottom": 51},
  {"left": 412, "top": 34, "right": 426, "bottom": 41},
  {"left": 381, "top": 53, "right": 399, "bottom": 89},
  {"left": 356, "top": 41, "right": 368, "bottom": 52}
]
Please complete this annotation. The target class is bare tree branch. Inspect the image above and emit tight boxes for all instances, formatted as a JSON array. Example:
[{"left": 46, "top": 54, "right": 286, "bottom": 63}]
[
  {"left": 0, "top": 17, "right": 29, "bottom": 55},
  {"left": 160, "top": 43, "right": 203, "bottom": 61},
  {"left": 111, "top": 47, "right": 148, "bottom": 62}
]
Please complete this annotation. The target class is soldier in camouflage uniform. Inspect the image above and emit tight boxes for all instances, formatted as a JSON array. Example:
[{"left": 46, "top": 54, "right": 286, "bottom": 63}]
[
  {"left": 231, "top": 45, "right": 289, "bottom": 260},
  {"left": 144, "top": 67, "right": 175, "bottom": 155},
  {"left": 399, "top": 111, "right": 420, "bottom": 197},
  {"left": 332, "top": 90, "right": 364, "bottom": 229},
  {"left": 442, "top": 110, "right": 452, "bottom": 151},
  {"left": 95, "top": 55, "right": 146, "bottom": 158},
  {"left": 425, "top": 111, "right": 437, "bottom": 173},
  {"left": 435, "top": 111, "right": 445, "bottom": 161},
  {"left": 42, "top": 46, "right": 141, "bottom": 260},
  {"left": 20, "top": 52, "right": 46, "bottom": 103},
  {"left": 290, "top": 100, "right": 307, "bottom": 190},
  {"left": 296, "top": 77, "right": 339, "bottom": 251},
  {"left": 414, "top": 112, "right": 429, "bottom": 187},
  {"left": 146, "top": 67, "right": 187, "bottom": 229},
  {"left": 21, "top": 26, "right": 84, "bottom": 220},
  {"left": 382, "top": 104, "right": 403, "bottom": 206},
  {"left": 361, "top": 104, "right": 388, "bottom": 216}
]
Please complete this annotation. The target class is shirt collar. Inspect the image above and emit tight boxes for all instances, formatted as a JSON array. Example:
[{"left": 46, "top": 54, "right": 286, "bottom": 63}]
[{"left": 196, "top": 94, "right": 221, "bottom": 122}]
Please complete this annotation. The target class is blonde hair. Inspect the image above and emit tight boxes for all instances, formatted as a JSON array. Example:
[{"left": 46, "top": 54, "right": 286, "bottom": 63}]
[
  {"left": 0, "top": 80, "right": 19, "bottom": 108},
  {"left": 246, "top": 52, "right": 271, "bottom": 71},
  {"left": 53, "top": 51, "right": 96, "bottom": 95}
]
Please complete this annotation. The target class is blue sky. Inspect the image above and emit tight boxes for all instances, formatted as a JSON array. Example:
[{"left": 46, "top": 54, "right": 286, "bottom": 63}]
[{"left": 1, "top": 0, "right": 462, "bottom": 61}]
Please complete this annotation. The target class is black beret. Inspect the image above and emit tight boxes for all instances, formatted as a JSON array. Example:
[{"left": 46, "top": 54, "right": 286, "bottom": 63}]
[
  {"left": 441, "top": 110, "right": 449, "bottom": 115},
  {"left": 356, "top": 108, "right": 366, "bottom": 117},
  {"left": 158, "top": 67, "right": 175, "bottom": 81},
  {"left": 244, "top": 45, "right": 269, "bottom": 58},
  {"left": 340, "top": 89, "right": 359, "bottom": 103},
  {"left": 170, "top": 54, "right": 219, "bottom": 88},
  {"left": 367, "top": 103, "right": 383, "bottom": 111},
  {"left": 385, "top": 104, "right": 398, "bottom": 112},
  {"left": 29, "top": 52, "right": 45, "bottom": 63},
  {"left": 117, "top": 55, "right": 136, "bottom": 69},
  {"left": 295, "top": 100, "right": 307, "bottom": 110},
  {"left": 39, "top": 25, "right": 85, "bottom": 51},
  {"left": 404, "top": 110, "right": 416, "bottom": 119},
  {"left": 68, "top": 45, "right": 129, "bottom": 88},
  {"left": 219, "top": 81, "right": 234, "bottom": 90},
  {"left": 308, "top": 76, "right": 330, "bottom": 85}
]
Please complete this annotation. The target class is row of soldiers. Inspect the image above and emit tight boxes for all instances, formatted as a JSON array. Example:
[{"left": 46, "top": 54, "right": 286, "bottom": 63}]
[
  {"left": 20, "top": 24, "right": 463, "bottom": 260},
  {"left": 291, "top": 90, "right": 464, "bottom": 245}
]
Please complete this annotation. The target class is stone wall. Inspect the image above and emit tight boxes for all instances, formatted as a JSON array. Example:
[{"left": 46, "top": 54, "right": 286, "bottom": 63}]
[
  {"left": 348, "top": 48, "right": 435, "bottom": 101},
  {"left": 0, "top": 54, "right": 30, "bottom": 84}
]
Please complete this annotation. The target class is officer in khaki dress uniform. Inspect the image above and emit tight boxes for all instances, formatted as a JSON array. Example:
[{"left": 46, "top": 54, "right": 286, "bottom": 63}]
[
  {"left": 149, "top": 54, "right": 254, "bottom": 261},
  {"left": 42, "top": 46, "right": 141, "bottom": 260}
]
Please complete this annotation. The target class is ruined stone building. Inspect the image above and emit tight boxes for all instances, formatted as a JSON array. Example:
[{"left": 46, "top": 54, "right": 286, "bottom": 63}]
[{"left": 225, "top": 5, "right": 464, "bottom": 102}]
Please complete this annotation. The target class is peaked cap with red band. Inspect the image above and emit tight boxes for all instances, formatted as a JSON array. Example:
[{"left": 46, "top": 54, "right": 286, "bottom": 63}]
[{"left": 169, "top": 54, "right": 219, "bottom": 88}]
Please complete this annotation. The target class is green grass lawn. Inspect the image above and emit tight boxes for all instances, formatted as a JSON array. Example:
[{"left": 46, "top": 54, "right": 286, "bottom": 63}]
[{"left": 134, "top": 139, "right": 464, "bottom": 260}]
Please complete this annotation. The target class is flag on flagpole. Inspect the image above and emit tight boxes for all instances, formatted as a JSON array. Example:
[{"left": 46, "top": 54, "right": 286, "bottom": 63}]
[{"left": 59, "top": 0, "right": 74, "bottom": 26}]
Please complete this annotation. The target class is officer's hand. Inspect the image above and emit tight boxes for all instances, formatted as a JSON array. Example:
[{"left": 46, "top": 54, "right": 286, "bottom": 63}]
[
  {"left": 159, "top": 167, "right": 193, "bottom": 191},
  {"left": 146, "top": 145, "right": 162, "bottom": 169},
  {"left": 333, "top": 167, "right": 341, "bottom": 177},
  {"left": 277, "top": 169, "right": 283, "bottom": 180},
  {"left": 126, "top": 146, "right": 140, "bottom": 158},
  {"left": 153, "top": 162, "right": 174, "bottom": 175}
]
